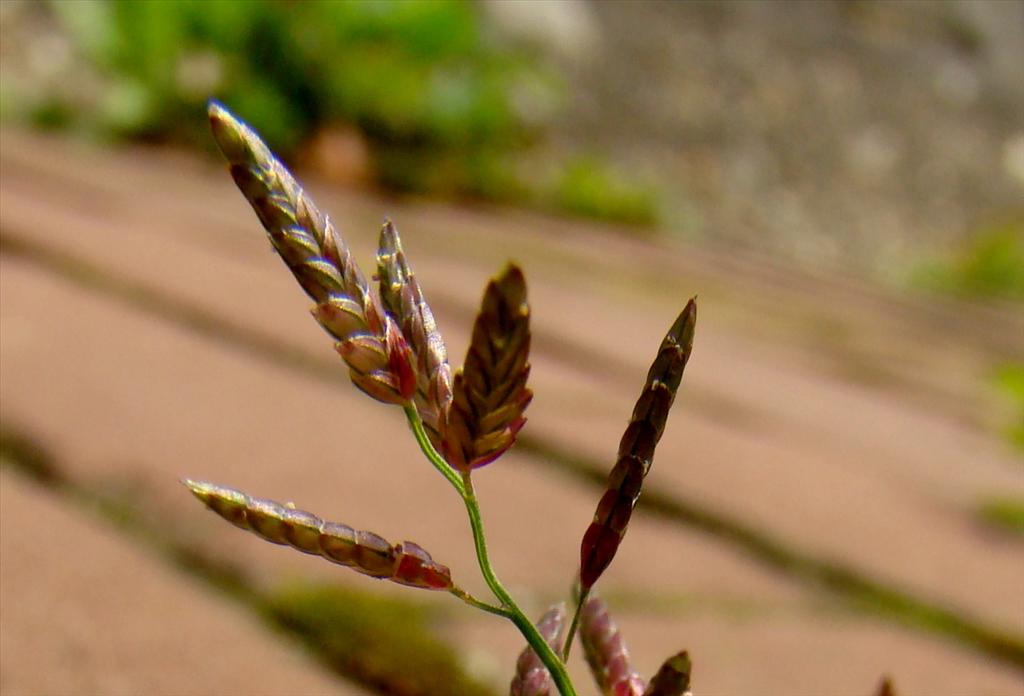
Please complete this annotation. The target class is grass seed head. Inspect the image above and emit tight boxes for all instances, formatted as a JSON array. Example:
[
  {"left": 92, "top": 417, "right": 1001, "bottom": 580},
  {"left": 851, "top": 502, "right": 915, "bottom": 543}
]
[
  {"left": 376, "top": 221, "right": 454, "bottom": 446},
  {"left": 510, "top": 603, "right": 567, "bottom": 696},
  {"left": 442, "top": 264, "right": 533, "bottom": 471},
  {"left": 580, "top": 299, "right": 696, "bottom": 589},
  {"left": 207, "top": 101, "right": 415, "bottom": 405},
  {"left": 182, "top": 479, "right": 453, "bottom": 591},
  {"left": 580, "top": 593, "right": 646, "bottom": 696},
  {"left": 642, "top": 651, "right": 692, "bottom": 696},
  {"left": 874, "top": 677, "right": 896, "bottom": 696}
]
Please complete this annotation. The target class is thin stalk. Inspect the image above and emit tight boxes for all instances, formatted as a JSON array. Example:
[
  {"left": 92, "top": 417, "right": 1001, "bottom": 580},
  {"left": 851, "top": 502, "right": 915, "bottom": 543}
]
[
  {"left": 405, "top": 408, "right": 577, "bottom": 696},
  {"left": 562, "top": 585, "right": 590, "bottom": 661},
  {"left": 404, "top": 405, "right": 465, "bottom": 496},
  {"left": 449, "top": 587, "right": 512, "bottom": 618},
  {"left": 461, "top": 472, "right": 577, "bottom": 696}
]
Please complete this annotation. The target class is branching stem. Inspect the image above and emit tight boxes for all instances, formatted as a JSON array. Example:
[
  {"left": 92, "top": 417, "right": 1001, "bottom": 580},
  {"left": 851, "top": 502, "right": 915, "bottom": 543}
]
[
  {"left": 449, "top": 587, "right": 511, "bottom": 618},
  {"left": 405, "top": 405, "right": 465, "bottom": 496},
  {"left": 405, "top": 406, "right": 577, "bottom": 696}
]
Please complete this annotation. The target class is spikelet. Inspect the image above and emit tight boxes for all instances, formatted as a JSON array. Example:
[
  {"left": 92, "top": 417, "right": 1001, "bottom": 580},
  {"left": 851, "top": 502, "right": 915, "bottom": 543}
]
[
  {"left": 580, "top": 593, "right": 646, "bottom": 696},
  {"left": 873, "top": 677, "right": 896, "bottom": 696},
  {"left": 183, "top": 479, "right": 453, "bottom": 591},
  {"left": 376, "top": 220, "right": 453, "bottom": 447},
  {"left": 643, "top": 651, "right": 692, "bottom": 696},
  {"left": 207, "top": 102, "right": 415, "bottom": 405},
  {"left": 579, "top": 299, "right": 696, "bottom": 589},
  {"left": 509, "top": 603, "right": 567, "bottom": 696},
  {"left": 442, "top": 264, "right": 533, "bottom": 471}
]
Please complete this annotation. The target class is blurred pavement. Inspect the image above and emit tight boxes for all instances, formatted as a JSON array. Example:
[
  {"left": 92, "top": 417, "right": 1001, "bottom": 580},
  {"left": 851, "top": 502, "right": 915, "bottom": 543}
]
[{"left": 1, "top": 128, "right": 1022, "bottom": 695}]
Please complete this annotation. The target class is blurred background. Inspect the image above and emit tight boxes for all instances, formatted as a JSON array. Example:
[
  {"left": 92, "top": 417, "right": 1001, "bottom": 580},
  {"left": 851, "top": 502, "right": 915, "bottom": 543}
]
[{"left": 1, "top": 1, "right": 1022, "bottom": 694}]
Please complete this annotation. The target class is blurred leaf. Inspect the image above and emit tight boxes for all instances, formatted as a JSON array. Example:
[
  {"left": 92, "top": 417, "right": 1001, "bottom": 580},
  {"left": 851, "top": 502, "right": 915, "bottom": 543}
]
[
  {"left": 914, "top": 220, "right": 1024, "bottom": 300},
  {"left": 32, "top": 0, "right": 673, "bottom": 223},
  {"left": 99, "top": 78, "right": 156, "bottom": 134},
  {"left": 51, "top": 0, "right": 117, "bottom": 64}
]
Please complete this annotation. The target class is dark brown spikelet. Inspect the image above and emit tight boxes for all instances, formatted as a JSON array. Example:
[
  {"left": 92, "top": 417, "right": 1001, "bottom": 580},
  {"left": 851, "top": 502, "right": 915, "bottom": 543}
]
[
  {"left": 441, "top": 264, "right": 533, "bottom": 471},
  {"left": 579, "top": 299, "right": 696, "bottom": 589},
  {"left": 874, "top": 676, "right": 896, "bottom": 696},
  {"left": 643, "top": 651, "right": 692, "bottom": 696},
  {"left": 183, "top": 479, "right": 453, "bottom": 591},
  {"left": 580, "top": 593, "right": 646, "bottom": 696},
  {"left": 509, "top": 603, "right": 567, "bottom": 696},
  {"left": 376, "top": 220, "right": 453, "bottom": 446},
  {"left": 208, "top": 102, "right": 415, "bottom": 405}
]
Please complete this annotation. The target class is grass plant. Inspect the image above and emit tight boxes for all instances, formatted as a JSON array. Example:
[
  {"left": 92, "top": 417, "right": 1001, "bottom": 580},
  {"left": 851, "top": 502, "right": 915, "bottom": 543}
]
[{"left": 184, "top": 101, "right": 898, "bottom": 695}]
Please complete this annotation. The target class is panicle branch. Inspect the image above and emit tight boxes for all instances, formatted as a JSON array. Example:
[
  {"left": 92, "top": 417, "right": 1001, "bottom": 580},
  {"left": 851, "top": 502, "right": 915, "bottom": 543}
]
[
  {"left": 207, "top": 101, "right": 415, "bottom": 405},
  {"left": 442, "top": 264, "right": 533, "bottom": 471},
  {"left": 579, "top": 299, "right": 696, "bottom": 589},
  {"left": 183, "top": 479, "right": 453, "bottom": 591}
]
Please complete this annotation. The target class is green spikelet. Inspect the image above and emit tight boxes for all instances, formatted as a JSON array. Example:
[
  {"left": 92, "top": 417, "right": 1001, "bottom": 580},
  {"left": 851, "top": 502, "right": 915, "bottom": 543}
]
[{"left": 442, "top": 264, "right": 533, "bottom": 471}]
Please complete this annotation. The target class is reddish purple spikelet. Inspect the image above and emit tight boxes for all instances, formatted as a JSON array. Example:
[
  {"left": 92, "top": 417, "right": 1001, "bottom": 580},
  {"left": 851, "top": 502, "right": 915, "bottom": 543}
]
[
  {"left": 510, "top": 603, "right": 567, "bottom": 696},
  {"left": 643, "top": 651, "right": 692, "bottom": 696},
  {"left": 580, "top": 593, "right": 646, "bottom": 696},
  {"left": 580, "top": 300, "right": 696, "bottom": 589},
  {"left": 376, "top": 220, "right": 453, "bottom": 444},
  {"left": 208, "top": 101, "right": 416, "bottom": 405},
  {"left": 442, "top": 264, "right": 533, "bottom": 471},
  {"left": 183, "top": 479, "right": 453, "bottom": 591}
]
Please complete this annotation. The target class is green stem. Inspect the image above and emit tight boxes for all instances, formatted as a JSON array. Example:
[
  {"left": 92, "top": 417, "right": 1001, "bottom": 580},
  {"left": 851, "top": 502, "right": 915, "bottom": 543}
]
[
  {"left": 404, "top": 405, "right": 465, "bottom": 496},
  {"left": 562, "top": 585, "right": 589, "bottom": 661},
  {"left": 404, "top": 407, "right": 577, "bottom": 696},
  {"left": 461, "top": 472, "right": 577, "bottom": 696},
  {"left": 449, "top": 587, "right": 512, "bottom": 618}
]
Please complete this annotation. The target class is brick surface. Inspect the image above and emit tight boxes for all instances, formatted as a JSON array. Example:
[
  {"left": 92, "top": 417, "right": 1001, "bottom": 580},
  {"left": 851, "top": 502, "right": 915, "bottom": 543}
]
[
  {"left": 0, "top": 470, "right": 364, "bottom": 696},
  {"left": 2, "top": 128, "right": 1022, "bottom": 694}
]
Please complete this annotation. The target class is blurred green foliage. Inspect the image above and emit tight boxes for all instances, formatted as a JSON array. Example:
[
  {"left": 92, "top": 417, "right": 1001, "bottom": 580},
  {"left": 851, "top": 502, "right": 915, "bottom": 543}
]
[
  {"left": 548, "top": 155, "right": 661, "bottom": 227},
  {"left": 991, "top": 362, "right": 1024, "bottom": 453},
  {"left": 17, "top": 0, "right": 659, "bottom": 225},
  {"left": 976, "top": 496, "right": 1024, "bottom": 537},
  {"left": 265, "top": 582, "right": 494, "bottom": 696},
  {"left": 38, "top": 1, "right": 545, "bottom": 189},
  {"left": 913, "top": 220, "right": 1024, "bottom": 300}
]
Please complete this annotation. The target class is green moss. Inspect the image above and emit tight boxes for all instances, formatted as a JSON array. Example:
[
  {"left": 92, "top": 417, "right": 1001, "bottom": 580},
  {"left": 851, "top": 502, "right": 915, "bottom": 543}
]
[
  {"left": 265, "top": 583, "right": 496, "bottom": 696},
  {"left": 0, "top": 420, "right": 494, "bottom": 695},
  {"left": 0, "top": 427, "right": 63, "bottom": 485},
  {"left": 977, "top": 497, "right": 1024, "bottom": 537},
  {"left": 991, "top": 363, "right": 1024, "bottom": 453}
]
